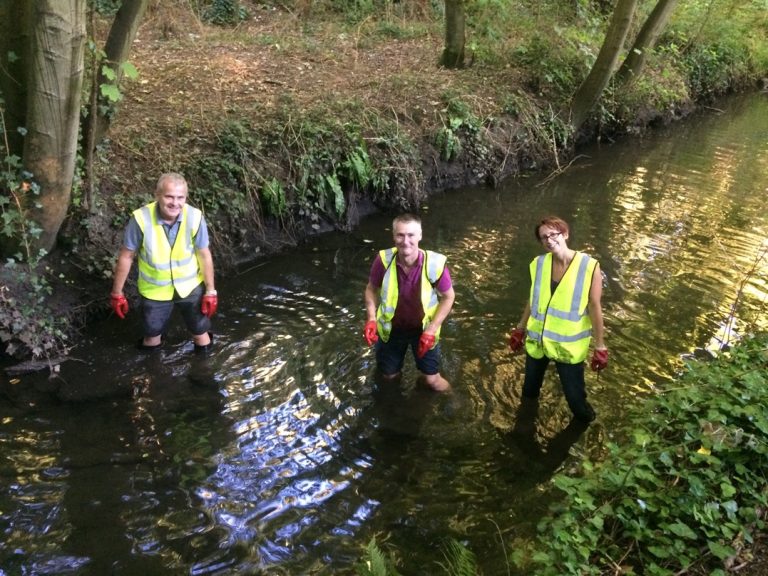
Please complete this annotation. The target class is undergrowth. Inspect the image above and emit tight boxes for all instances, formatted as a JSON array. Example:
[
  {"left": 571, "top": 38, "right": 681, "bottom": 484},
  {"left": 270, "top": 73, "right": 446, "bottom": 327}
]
[
  {"left": 516, "top": 333, "right": 768, "bottom": 575},
  {"left": 0, "top": 108, "right": 70, "bottom": 361}
]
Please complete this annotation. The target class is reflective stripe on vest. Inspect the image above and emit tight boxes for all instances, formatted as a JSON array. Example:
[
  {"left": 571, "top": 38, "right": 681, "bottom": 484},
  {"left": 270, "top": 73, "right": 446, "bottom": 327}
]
[
  {"left": 376, "top": 248, "right": 447, "bottom": 343},
  {"left": 525, "top": 251, "right": 596, "bottom": 363},
  {"left": 134, "top": 202, "right": 204, "bottom": 300}
]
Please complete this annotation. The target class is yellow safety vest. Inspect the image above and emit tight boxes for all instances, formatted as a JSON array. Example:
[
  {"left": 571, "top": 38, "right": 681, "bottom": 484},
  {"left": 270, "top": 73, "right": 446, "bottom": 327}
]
[
  {"left": 134, "top": 202, "right": 204, "bottom": 300},
  {"left": 525, "top": 252, "right": 597, "bottom": 364},
  {"left": 376, "top": 248, "right": 447, "bottom": 344}
]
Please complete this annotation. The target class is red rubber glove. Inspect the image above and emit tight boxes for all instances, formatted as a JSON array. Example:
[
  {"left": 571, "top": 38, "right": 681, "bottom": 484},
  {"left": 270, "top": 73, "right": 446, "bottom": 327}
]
[
  {"left": 363, "top": 320, "right": 378, "bottom": 346},
  {"left": 110, "top": 293, "right": 129, "bottom": 319},
  {"left": 508, "top": 327, "right": 525, "bottom": 353},
  {"left": 201, "top": 293, "right": 218, "bottom": 318},
  {"left": 417, "top": 332, "right": 435, "bottom": 359},
  {"left": 590, "top": 348, "right": 609, "bottom": 372}
]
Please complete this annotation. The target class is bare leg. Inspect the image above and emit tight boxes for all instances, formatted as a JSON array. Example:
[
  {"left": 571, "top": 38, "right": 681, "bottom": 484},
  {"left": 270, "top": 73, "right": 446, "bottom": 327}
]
[
  {"left": 420, "top": 372, "right": 450, "bottom": 392},
  {"left": 143, "top": 335, "right": 162, "bottom": 347},
  {"left": 193, "top": 332, "right": 211, "bottom": 346}
]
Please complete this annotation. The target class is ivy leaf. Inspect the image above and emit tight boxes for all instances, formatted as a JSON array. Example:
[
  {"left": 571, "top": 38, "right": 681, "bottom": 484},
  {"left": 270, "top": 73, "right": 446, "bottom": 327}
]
[
  {"left": 720, "top": 482, "right": 737, "bottom": 498},
  {"left": 101, "top": 64, "right": 116, "bottom": 81},
  {"left": 648, "top": 545, "right": 671, "bottom": 558},
  {"left": 100, "top": 84, "right": 121, "bottom": 103},
  {"left": 668, "top": 522, "right": 697, "bottom": 539},
  {"left": 707, "top": 540, "right": 735, "bottom": 560},
  {"left": 121, "top": 61, "right": 139, "bottom": 79}
]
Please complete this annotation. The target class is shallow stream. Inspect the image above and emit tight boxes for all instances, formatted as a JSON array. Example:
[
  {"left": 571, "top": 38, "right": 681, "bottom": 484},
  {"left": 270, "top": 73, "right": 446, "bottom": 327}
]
[{"left": 2, "top": 93, "right": 767, "bottom": 575}]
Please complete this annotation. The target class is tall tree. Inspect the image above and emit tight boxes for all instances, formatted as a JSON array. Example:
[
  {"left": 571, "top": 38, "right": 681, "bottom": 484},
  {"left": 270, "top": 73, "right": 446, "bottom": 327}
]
[
  {"left": 617, "top": 0, "right": 680, "bottom": 83},
  {"left": 82, "top": 0, "right": 148, "bottom": 210},
  {"left": 1, "top": 1, "right": 146, "bottom": 257},
  {"left": 84, "top": 0, "right": 148, "bottom": 151},
  {"left": 0, "top": 1, "right": 87, "bottom": 257},
  {"left": 440, "top": 0, "right": 466, "bottom": 69},
  {"left": 569, "top": 0, "right": 639, "bottom": 132}
]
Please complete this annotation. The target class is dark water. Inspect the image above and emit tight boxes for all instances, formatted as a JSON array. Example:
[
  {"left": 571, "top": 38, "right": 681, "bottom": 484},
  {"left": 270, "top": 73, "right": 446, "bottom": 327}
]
[{"left": 2, "top": 93, "right": 767, "bottom": 575}]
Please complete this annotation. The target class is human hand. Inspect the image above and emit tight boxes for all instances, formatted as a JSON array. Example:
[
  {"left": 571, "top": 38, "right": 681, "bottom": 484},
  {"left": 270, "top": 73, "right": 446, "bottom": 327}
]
[
  {"left": 110, "top": 293, "right": 129, "bottom": 319},
  {"left": 590, "top": 348, "right": 609, "bottom": 372},
  {"left": 508, "top": 327, "right": 525, "bottom": 353},
  {"left": 363, "top": 320, "right": 378, "bottom": 346},
  {"left": 417, "top": 332, "right": 435, "bottom": 359},
  {"left": 201, "top": 293, "right": 218, "bottom": 318}
]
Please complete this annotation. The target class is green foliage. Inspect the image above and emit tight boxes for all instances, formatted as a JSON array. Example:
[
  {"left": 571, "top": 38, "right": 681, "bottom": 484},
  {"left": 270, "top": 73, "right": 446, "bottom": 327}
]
[
  {"left": 502, "top": 92, "right": 572, "bottom": 169},
  {"left": 355, "top": 537, "right": 483, "bottom": 575},
  {"left": 355, "top": 537, "right": 402, "bottom": 576},
  {"left": 99, "top": 61, "right": 139, "bottom": 104},
  {"left": 437, "top": 539, "right": 478, "bottom": 576},
  {"left": 612, "top": 49, "right": 690, "bottom": 126},
  {"left": 681, "top": 40, "right": 753, "bottom": 100},
  {"left": 201, "top": 0, "right": 249, "bottom": 26},
  {"left": 91, "top": 0, "right": 121, "bottom": 16},
  {"left": 262, "top": 177, "right": 288, "bottom": 218},
  {"left": 83, "top": 33, "right": 140, "bottom": 152},
  {"left": 435, "top": 95, "right": 489, "bottom": 167},
  {"left": 186, "top": 102, "right": 427, "bottom": 239},
  {"left": 662, "top": 2, "right": 768, "bottom": 101},
  {"left": 0, "top": 105, "right": 68, "bottom": 359},
  {"left": 512, "top": 33, "right": 586, "bottom": 101},
  {"left": 0, "top": 267, "right": 68, "bottom": 360},
  {"left": 520, "top": 333, "right": 768, "bottom": 575}
]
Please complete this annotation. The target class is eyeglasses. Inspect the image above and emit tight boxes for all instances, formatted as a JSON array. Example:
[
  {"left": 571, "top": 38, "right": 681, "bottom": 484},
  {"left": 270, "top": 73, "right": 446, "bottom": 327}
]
[{"left": 539, "top": 231, "right": 562, "bottom": 243}]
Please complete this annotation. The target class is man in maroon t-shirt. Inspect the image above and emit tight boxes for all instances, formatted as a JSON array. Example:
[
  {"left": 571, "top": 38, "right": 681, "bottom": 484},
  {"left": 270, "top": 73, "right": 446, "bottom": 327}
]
[{"left": 363, "top": 213, "right": 455, "bottom": 391}]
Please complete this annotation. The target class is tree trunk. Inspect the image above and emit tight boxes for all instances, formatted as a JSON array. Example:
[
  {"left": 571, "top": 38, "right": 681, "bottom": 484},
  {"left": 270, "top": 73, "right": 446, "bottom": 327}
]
[
  {"left": 0, "top": 2, "right": 33, "bottom": 163},
  {"left": 617, "top": 0, "right": 680, "bottom": 83},
  {"left": 22, "top": 1, "right": 86, "bottom": 255},
  {"left": 440, "top": 0, "right": 465, "bottom": 69},
  {"left": 569, "top": 0, "right": 639, "bottom": 133},
  {"left": 87, "top": 0, "right": 148, "bottom": 147}
]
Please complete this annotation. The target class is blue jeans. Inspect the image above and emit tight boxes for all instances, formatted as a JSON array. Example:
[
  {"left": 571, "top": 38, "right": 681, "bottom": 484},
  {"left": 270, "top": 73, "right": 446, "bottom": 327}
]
[{"left": 522, "top": 353, "right": 595, "bottom": 422}]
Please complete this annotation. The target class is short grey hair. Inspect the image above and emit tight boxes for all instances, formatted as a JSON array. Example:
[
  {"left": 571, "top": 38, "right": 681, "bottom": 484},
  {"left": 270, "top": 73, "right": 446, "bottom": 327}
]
[{"left": 155, "top": 172, "right": 187, "bottom": 193}]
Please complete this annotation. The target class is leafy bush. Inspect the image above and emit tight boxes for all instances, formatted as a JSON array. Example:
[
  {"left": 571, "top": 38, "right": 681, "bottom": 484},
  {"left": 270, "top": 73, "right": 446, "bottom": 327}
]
[
  {"left": 517, "top": 334, "right": 768, "bottom": 575},
  {"left": 201, "top": 0, "right": 249, "bottom": 26},
  {"left": 611, "top": 48, "right": 691, "bottom": 126},
  {"left": 682, "top": 40, "right": 753, "bottom": 100},
  {"left": 0, "top": 104, "right": 69, "bottom": 360},
  {"left": 512, "top": 34, "right": 586, "bottom": 101}
]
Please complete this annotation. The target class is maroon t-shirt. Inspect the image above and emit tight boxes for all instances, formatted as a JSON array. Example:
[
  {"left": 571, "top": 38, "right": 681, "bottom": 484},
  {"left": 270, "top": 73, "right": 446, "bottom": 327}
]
[{"left": 368, "top": 250, "right": 452, "bottom": 332}]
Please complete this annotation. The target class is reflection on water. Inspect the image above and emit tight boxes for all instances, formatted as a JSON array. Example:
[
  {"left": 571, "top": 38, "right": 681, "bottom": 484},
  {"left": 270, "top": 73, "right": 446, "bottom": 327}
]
[{"left": 1, "top": 93, "right": 767, "bottom": 575}]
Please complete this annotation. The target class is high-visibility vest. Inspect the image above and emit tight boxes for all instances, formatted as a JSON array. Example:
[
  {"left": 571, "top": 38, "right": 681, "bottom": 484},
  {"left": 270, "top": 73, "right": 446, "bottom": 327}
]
[
  {"left": 525, "top": 251, "right": 597, "bottom": 364},
  {"left": 134, "top": 202, "right": 204, "bottom": 300},
  {"left": 376, "top": 248, "right": 447, "bottom": 344}
]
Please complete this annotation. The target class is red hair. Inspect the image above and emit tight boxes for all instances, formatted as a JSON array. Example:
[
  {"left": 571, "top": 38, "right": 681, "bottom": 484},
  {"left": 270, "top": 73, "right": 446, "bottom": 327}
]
[{"left": 535, "top": 216, "right": 569, "bottom": 240}]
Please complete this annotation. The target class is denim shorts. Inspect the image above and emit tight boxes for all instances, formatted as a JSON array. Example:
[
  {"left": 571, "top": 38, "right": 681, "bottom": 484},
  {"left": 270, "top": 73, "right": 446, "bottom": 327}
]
[
  {"left": 376, "top": 329, "right": 441, "bottom": 376},
  {"left": 141, "top": 283, "right": 210, "bottom": 337}
]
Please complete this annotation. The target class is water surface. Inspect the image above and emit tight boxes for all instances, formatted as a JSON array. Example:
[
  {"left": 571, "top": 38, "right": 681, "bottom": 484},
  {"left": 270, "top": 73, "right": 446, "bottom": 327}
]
[{"left": 1, "top": 93, "right": 767, "bottom": 575}]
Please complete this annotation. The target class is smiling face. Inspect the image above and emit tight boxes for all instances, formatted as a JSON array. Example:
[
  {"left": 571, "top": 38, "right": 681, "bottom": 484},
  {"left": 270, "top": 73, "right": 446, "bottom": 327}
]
[
  {"left": 155, "top": 177, "right": 188, "bottom": 223},
  {"left": 537, "top": 223, "right": 569, "bottom": 254},
  {"left": 392, "top": 218, "right": 422, "bottom": 263}
]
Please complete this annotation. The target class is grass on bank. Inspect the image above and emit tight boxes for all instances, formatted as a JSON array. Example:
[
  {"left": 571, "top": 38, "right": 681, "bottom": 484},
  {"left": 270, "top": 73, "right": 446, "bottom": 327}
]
[{"left": 357, "top": 333, "right": 768, "bottom": 575}]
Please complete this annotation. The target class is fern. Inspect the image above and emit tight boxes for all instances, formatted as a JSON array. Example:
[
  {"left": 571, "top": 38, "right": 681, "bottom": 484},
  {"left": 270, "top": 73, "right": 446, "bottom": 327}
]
[
  {"left": 356, "top": 537, "right": 402, "bottom": 576},
  {"left": 438, "top": 539, "right": 479, "bottom": 576},
  {"left": 344, "top": 147, "right": 373, "bottom": 190}
]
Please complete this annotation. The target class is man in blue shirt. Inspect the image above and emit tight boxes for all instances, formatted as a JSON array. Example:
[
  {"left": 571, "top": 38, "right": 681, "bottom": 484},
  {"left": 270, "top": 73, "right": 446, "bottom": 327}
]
[{"left": 110, "top": 173, "right": 218, "bottom": 353}]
